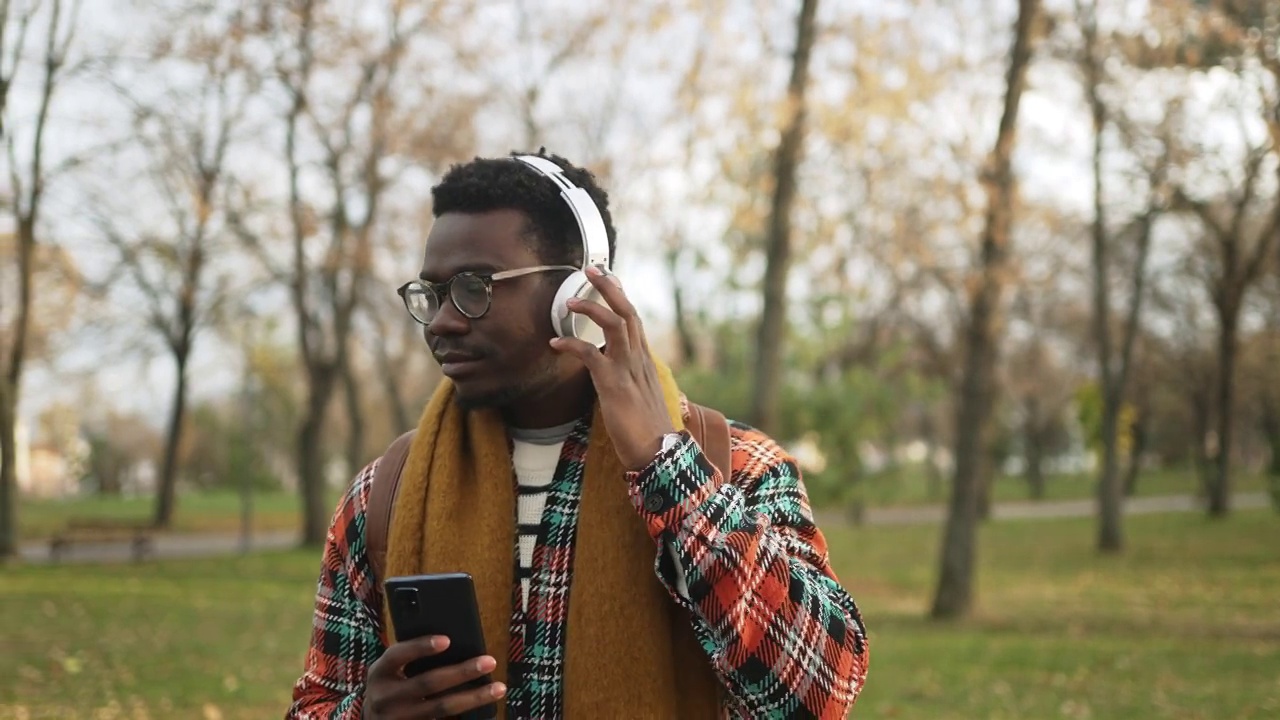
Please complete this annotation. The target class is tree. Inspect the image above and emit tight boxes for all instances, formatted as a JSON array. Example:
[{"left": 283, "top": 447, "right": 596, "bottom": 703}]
[
  {"left": 260, "top": 0, "right": 476, "bottom": 546},
  {"left": 1003, "top": 222, "right": 1086, "bottom": 502},
  {"left": 79, "top": 408, "right": 161, "bottom": 496},
  {"left": 1076, "top": 0, "right": 1171, "bottom": 550},
  {"left": 1196, "top": 0, "right": 1280, "bottom": 516},
  {"left": 1252, "top": 272, "right": 1280, "bottom": 508},
  {"left": 1173, "top": 124, "right": 1279, "bottom": 517},
  {"left": 94, "top": 2, "right": 257, "bottom": 528},
  {"left": 749, "top": 0, "right": 819, "bottom": 435},
  {"left": 365, "top": 279, "right": 439, "bottom": 436},
  {"left": 0, "top": 0, "right": 79, "bottom": 560},
  {"left": 931, "top": 0, "right": 1041, "bottom": 620}
]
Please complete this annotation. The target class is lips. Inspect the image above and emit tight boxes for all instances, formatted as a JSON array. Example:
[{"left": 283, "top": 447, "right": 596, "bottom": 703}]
[
  {"left": 434, "top": 351, "right": 483, "bottom": 364},
  {"left": 433, "top": 350, "right": 486, "bottom": 378}
]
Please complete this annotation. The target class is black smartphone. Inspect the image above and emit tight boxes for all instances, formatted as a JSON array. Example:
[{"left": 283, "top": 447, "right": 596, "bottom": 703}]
[{"left": 384, "top": 572, "right": 498, "bottom": 719}]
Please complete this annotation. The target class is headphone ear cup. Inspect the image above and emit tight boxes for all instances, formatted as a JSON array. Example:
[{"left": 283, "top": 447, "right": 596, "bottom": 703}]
[{"left": 550, "top": 271, "right": 607, "bottom": 348}]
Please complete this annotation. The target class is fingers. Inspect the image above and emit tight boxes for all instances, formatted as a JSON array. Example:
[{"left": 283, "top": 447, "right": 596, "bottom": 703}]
[
  {"left": 414, "top": 679, "right": 507, "bottom": 718},
  {"left": 412, "top": 654, "right": 498, "bottom": 698},
  {"left": 585, "top": 265, "right": 636, "bottom": 318},
  {"left": 565, "top": 294, "right": 629, "bottom": 354},
  {"left": 550, "top": 335, "right": 608, "bottom": 373},
  {"left": 369, "top": 635, "right": 449, "bottom": 680},
  {"left": 579, "top": 266, "right": 648, "bottom": 353}
]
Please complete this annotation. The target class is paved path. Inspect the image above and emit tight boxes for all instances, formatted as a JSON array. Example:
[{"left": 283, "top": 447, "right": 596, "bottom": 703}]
[
  {"left": 15, "top": 492, "right": 1272, "bottom": 565},
  {"left": 17, "top": 529, "right": 298, "bottom": 565}
]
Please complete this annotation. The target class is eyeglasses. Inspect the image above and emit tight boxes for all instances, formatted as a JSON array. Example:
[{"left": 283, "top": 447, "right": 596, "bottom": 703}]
[{"left": 397, "top": 265, "right": 577, "bottom": 325}]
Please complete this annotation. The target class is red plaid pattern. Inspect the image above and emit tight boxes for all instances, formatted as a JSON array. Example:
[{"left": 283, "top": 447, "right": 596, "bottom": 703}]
[
  {"left": 628, "top": 422, "right": 869, "bottom": 719},
  {"left": 286, "top": 420, "right": 868, "bottom": 719}
]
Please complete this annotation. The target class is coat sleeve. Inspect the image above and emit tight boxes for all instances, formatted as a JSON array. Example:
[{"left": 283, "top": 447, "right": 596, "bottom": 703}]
[
  {"left": 285, "top": 462, "right": 388, "bottom": 719},
  {"left": 626, "top": 423, "right": 870, "bottom": 720}
]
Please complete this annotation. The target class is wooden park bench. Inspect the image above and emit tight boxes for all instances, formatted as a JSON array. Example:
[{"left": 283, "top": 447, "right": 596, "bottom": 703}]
[{"left": 48, "top": 518, "right": 157, "bottom": 563}]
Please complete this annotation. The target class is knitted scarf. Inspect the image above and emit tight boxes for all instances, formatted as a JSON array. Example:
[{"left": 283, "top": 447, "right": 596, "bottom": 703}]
[{"left": 383, "top": 358, "right": 722, "bottom": 719}]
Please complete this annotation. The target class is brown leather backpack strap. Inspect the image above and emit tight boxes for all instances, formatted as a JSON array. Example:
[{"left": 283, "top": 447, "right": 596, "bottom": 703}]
[
  {"left": 686, "top": 403, "right": 733, "bottom": 482},
  {"left": 367, "top": 430, "right": 415, "bottom": 585}
]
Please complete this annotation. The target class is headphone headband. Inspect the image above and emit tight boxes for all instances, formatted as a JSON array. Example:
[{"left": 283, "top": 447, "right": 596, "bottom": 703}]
[{"left": 511, "top": 154, "right": 610, "bottom": 270}]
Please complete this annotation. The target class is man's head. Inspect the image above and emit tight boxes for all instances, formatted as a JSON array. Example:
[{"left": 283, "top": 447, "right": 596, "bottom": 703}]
[{"left": 410, "top": 151, "right": 617, "bottom": 411}]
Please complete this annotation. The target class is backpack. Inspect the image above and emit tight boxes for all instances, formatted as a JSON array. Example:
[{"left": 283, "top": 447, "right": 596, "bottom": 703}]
[{"left": 366, "top": 404, "right": 733, "bottom": 584}]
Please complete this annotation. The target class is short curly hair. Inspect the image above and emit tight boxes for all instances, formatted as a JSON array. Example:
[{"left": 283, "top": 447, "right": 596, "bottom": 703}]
[{"left": 430, "top": 150, "right": 617, "bottom": 268}]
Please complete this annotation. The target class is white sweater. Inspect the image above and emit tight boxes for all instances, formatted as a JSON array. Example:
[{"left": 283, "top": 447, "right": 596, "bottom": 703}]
[{"left": 509, "top": 421, "right": 690, "bottom": 610}]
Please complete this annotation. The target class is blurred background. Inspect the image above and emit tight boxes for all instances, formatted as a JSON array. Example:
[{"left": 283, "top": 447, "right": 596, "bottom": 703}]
[{"left": 2, "top": 0, "right": 1279, "bottom": 718}]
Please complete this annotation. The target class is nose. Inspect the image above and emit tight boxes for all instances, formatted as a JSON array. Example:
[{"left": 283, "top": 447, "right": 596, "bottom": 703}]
[{"left": 426, "top": 297, "right": 471, "bottom": 338}]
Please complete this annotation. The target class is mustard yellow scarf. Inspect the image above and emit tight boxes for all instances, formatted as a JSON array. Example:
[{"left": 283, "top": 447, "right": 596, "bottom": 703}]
[{"left": 384, "top": 359, "right": 722, "bottom": 718}]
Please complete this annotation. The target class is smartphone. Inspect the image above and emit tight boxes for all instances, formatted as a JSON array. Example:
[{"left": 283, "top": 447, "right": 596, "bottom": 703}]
[{"left": 384, "top": 572, "right": 498, "bottom": 719}]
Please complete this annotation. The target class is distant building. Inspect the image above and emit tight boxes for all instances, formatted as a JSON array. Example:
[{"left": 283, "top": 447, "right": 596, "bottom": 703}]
[{"left": 7, "top": 418, "right": 89, "bottom": 498}]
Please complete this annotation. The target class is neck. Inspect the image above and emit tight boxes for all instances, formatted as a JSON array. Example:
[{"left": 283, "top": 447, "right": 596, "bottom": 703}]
[{"left": 502, "top": 371, "right": 594, "bottom": 429}]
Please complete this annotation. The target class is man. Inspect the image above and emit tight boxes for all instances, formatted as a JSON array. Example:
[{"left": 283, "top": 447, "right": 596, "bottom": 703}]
[{"left": 286, "top": 151, "right": 869, "bottom": 719}]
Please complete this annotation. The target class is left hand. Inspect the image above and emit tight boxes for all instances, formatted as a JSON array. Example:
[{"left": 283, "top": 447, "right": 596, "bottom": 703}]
[{"left": 549, "top": 265, "right": 676, "bottom": 471}]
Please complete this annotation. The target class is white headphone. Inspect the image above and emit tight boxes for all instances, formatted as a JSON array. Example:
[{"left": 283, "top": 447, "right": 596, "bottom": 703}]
[{"left": 511, "top": 154, "right": 611, "bottom": 348}]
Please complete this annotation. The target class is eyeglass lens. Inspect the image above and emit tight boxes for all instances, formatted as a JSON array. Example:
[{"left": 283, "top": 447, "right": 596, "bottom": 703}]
[{"left": 405, "top": 273, "right": 491, "bottom": 323}]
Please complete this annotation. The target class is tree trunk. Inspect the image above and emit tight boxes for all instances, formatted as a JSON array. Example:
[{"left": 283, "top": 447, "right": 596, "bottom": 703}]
[
  {"left": 922, "top": 417, "right": 945, "bottom": 501},
  {"left": 931, "top": 0, "right": 1039, "bottom": 620},
  {"left": 1123, "top": 412, "right": 1146, "bottom": 497},
  {"left": 342, "top": 360, "right": 366, "bottom": 481},
  {"left": 153, "top": 348, "right": 190, "bottom": 528},
  {"left": 977, "top": 447, "right": 994, "bottom": 521},
  {"left": 934, "top": 310, "right": 999, "bottom": 618},
  {"left": 1081, "top": 0, "right": 1125, "bottom": 553},
  {"left": 1191, "top": 387, "right": 1212, "bottom": 501},
  {"left": 1264, "top": 398, "right": 1280, "bottom": 512},
  {"left": 0, "top": 0, "right": 66, "bottom": 558},
  {"left": 1024, "top": 401, "right": 1045, "bottom": 500},
  {"left": 376, "top": 339, "right": 413, "bottom": 434},
  {"left": 749, "top": 0, "right": 819, "bottom": 435},
  {"left": 1096, "top": 395, "right": 1124, "bottom": 551},
  {"left": 1209, "top": 303, "right": 1239, "bottom": 517},
  {"left": 1263, "top": 400, "right": 1280, "bottom": 477},
  {"left": 0, "top": 380, "right": 18, "bottom": 559},
  {"left": 299, "top": 363, "right": 338, "bottom": 547},
  {"left": 666, "top": 248, "right": 698, "bottom": 367},
  {"left": 1, "top": 214, "right": 38, "bottom": 560}
]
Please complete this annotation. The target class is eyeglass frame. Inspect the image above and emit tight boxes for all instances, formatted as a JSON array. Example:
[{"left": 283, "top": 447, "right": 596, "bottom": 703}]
[{"left": 396, "top": 264, "right": 578, "bottom": 325}]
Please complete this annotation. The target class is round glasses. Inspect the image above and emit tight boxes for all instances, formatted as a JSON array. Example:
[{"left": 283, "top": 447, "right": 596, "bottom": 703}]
[{"left": 397, "top": 265, "right": 577, "bottom": 325}]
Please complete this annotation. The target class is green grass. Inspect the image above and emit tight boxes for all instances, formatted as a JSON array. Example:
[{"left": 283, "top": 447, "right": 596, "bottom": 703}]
[
  {"left": 0, "top": 550, "right": 321, "bottom": 719},
  {"left": 19, "top": 468, "right": 1269, "bottom": 544},
  {"left": 2, "top": 510, "right": 1277, "bottom": 718},
  {"left": 854, "top": 466, "right": 1269, "bottom": 508},
  {"left": 18, "top": 489, "right": 344, "bottom": 541},
  {"left": 828, "top": 511, "right": 1280, "bottom": 719}
]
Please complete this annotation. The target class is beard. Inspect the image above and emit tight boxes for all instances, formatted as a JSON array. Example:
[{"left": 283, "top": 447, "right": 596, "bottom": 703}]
[
  {"left": 451, "top": 358, "right": 563, "bottom": 412},
  {"left": 453, "top": 383, "right": 525, "bottom": 411}
]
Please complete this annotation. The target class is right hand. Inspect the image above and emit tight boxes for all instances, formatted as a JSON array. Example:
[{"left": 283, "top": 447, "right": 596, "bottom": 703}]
[{"left": 363, "top": 635, "right": 507, "bottom": 719}]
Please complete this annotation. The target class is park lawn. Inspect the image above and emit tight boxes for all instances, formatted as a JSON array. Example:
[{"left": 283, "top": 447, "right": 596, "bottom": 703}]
[
  {"left": 855, "top": 466, "right": 1270, "bottom": 508},
  {"left": 826, "top": 510, "right": 1280, "bottom": 719},
  {"left": 17, "top": 468, "right": 1270, "bottom": 543},
  {"left": 17, "top": 489, "right": 344, "bottom": 542},
  {"left": 2, "top": 511, "right": 1278, "bottom": 719}
]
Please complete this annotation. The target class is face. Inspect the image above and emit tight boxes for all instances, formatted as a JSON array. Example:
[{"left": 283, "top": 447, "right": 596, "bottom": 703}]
[{"left": 416, "top": 209, "right": 578, "bottom": 409}]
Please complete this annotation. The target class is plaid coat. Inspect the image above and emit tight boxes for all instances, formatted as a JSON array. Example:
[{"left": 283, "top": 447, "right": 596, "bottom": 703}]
[{"left": 286, "top": 419, "right": 869, "bottom": 719}]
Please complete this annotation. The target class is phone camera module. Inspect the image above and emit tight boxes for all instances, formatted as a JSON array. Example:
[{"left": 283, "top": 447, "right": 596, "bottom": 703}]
[{"left": 394, "top": 587, "right": 420, "bottom": 613}]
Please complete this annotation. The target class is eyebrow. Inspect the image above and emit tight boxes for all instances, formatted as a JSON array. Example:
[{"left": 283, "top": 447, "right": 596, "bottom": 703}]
[{"left": 418, "top": 263, "right": 501, "bottom": 282}]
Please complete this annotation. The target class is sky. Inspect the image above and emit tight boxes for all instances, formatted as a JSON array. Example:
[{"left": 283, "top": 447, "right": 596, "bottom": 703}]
[{"left": 5, "top": 0, "right": 1267, "bottom": 435}]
